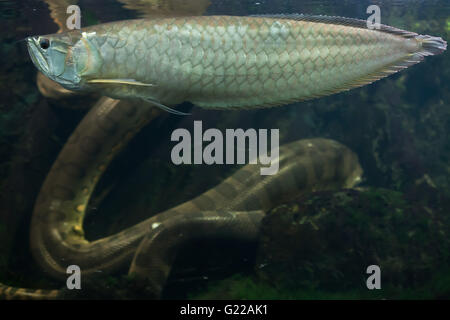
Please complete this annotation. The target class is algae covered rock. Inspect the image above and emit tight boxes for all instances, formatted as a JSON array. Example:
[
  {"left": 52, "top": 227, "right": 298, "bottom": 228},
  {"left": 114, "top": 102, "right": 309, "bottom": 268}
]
[{"left": 255, "top": 188, "right": 450, "bottom": 293}]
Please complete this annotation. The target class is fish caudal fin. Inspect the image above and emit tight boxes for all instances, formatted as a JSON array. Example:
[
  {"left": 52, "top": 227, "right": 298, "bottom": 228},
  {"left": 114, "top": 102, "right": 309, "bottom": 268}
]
[{"left": 416, "top": 35, "right": 447, "bottom": 56}]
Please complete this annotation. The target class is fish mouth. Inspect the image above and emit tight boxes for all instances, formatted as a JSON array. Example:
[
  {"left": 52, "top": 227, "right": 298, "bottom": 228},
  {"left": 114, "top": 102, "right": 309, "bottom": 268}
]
[{"left": 26, "top": 36, "right": 50, "bottom": 75}]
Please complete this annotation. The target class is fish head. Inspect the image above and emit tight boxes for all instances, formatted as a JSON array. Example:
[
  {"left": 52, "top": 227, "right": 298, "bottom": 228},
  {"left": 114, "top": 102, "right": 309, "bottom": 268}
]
[{"left": 27, "top": 30, "right": 102, "bottom": 91}]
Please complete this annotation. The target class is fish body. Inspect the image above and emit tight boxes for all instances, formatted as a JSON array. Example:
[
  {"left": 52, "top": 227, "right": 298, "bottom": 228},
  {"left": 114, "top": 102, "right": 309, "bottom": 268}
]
[{"left": 27, "top": 15, "right": 446, "bottom": 110}]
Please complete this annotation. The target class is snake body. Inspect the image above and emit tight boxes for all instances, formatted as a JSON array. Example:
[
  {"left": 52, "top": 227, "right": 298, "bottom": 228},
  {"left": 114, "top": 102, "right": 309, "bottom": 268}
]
[{"left": 0, "top": 94, "right": 362, "bottom": 298}]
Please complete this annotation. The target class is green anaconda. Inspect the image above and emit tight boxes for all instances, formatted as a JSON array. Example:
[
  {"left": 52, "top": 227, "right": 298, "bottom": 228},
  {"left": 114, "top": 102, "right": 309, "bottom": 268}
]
[{"left": 0, "top": 96, "right": 362, "bottom": 299}]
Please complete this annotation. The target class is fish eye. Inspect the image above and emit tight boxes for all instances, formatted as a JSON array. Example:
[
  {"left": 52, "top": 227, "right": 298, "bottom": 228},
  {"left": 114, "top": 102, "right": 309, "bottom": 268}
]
[{"left": 39, "top": 38, "right": 50, "bottom": 50}]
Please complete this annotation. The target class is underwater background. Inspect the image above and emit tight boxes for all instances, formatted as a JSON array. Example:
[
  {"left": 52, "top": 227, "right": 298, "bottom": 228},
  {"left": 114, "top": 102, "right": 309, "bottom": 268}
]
[{"left": 0, "top": 0, "right": 449, "bottom": 299}]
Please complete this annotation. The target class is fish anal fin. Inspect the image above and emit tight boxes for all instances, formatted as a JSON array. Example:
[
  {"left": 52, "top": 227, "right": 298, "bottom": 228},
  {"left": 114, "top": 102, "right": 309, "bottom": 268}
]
[{"left": 195, "top": 50, "right": 433, "bottom": 111}]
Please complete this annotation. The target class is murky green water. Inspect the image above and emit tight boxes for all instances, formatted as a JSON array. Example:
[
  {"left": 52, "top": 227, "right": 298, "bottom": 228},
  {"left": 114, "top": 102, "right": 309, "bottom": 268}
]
[{"left": 0, "top": 0, "right": 449, "bottom": 300}]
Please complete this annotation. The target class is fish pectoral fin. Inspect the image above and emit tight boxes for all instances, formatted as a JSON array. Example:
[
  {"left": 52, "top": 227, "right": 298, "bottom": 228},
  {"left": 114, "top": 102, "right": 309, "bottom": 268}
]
[
  {"left": 87, "top": 79, "right": 156, "bottom": 87},
  {"left": 143, "top": 98, "right": 191, "bottom": 116}
]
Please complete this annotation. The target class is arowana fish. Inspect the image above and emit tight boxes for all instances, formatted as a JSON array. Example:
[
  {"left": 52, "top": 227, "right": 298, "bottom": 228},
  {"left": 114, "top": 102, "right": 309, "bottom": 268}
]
[{"left": 27, "top": 15, "right": 447, "bottom": 114}]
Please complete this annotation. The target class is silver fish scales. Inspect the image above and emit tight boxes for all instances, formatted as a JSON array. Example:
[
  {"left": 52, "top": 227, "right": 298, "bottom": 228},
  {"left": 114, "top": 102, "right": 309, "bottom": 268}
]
[{"left": 27, "top": 15, "right": 446, "bottom": 112}]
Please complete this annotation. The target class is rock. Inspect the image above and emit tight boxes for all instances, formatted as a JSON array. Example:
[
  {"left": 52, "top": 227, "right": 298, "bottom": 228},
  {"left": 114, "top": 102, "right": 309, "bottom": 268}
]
[{"left": 256, "top": 188, "right": 450, "bottom": 292}]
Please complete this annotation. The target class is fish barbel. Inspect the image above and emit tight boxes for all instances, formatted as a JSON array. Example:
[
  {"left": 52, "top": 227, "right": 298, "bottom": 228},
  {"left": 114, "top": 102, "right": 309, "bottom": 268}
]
[{"left": 27, "top": 15, "right": 446, "bottom": 112}]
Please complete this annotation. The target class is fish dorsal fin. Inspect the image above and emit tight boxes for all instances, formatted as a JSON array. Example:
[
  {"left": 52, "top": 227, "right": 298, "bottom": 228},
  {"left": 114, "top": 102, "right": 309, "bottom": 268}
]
[
  {"left": 251, "top": 14, "right": 420, "bottom": 39},
  {"left": 252, "top": 14, "right": 446, "bottom": 56}
]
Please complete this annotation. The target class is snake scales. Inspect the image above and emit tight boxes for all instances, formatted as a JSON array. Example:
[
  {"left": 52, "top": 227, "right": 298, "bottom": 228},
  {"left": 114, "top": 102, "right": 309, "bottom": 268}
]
[{"left": 0, "top": 95, "right": 362, "bottom": 299}]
